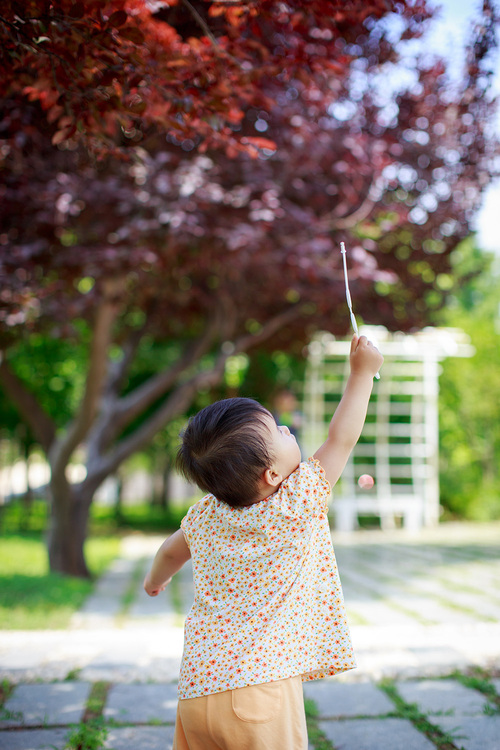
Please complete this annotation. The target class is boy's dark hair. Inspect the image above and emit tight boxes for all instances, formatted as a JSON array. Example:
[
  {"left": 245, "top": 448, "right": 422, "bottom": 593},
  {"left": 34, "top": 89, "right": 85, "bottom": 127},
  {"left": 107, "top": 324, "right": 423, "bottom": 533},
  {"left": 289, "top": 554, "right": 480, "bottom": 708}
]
[{"left": 176, "top": 397, "right": 274, "bottom": 508}]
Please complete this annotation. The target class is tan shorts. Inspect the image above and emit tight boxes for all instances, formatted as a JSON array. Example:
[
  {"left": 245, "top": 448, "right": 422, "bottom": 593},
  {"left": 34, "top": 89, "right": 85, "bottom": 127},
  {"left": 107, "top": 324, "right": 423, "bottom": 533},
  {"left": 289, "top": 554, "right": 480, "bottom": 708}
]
[{"left": 173, "top": 675, "right": 308, "bottom": 750}]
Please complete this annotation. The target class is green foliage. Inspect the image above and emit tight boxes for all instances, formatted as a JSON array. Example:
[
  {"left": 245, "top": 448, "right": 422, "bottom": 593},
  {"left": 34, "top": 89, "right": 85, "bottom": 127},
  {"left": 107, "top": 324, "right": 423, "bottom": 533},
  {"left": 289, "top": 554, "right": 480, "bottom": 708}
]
[
  {"left": 64, "top": 717, "right": 108, "bottom": 750},
  {"left": 0, "top": 333, "right": 89, "bottom": 436},
  {"left": 0, "top": 498, "right": 48, "bottom": 534},
  {"left": 85, "top": 682, "right": 111, "bottom": 721},
  {"left": 380, "top": 681, "right": 460, "bottom": 749},
  {"left": 453, "top": 669, "right": 500, "bottom": 708},
  {"left": 90, "top": 500, "right": 193, "bottom": 533},
  {"left": 63, "top": 681, "right": 110, "bottom": 749},
  {"left": 240, "top": 350, "right": 306, "bottom": 410},
  {"left": 0, "top": 534, "right": 119, "bottom": 629},
  {"left": 437, "top": 240, "right": 500, "bottom": 520},
  {"left": 303, "top": 698, "right": 335, "bottom": 750}
]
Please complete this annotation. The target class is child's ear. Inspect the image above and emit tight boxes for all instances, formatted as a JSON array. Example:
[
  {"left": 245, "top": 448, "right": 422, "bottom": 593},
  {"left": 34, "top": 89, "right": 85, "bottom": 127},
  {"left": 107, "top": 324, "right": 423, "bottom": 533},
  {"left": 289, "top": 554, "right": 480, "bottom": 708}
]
[{"left": 263, "top": 468, "right": 282, "bottom": 487}]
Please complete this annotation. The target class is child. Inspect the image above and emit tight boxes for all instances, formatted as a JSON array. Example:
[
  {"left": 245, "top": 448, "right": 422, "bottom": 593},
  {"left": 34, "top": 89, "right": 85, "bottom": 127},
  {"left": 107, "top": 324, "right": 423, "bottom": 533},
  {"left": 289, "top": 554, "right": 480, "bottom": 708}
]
[{"left": 144, "top": 334, "right": 383, "bottom": 750}]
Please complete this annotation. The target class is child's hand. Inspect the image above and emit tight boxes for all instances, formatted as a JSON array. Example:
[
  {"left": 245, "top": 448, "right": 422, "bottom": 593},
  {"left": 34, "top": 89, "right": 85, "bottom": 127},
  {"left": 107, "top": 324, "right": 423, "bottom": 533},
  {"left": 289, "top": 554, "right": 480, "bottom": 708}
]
[
  {"left": 144, "top": 573, "right": 171, "bottom": 597},
  {"left": 349, "top": 335, "right": 384, "bottom": 378}
]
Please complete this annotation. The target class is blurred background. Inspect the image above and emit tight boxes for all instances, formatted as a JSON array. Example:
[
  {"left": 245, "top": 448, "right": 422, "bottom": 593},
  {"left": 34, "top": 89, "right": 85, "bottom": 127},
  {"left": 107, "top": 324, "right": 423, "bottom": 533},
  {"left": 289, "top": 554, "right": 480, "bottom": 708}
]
[{"left": 0, "top": 0, "right": 499, "bottom": 629}]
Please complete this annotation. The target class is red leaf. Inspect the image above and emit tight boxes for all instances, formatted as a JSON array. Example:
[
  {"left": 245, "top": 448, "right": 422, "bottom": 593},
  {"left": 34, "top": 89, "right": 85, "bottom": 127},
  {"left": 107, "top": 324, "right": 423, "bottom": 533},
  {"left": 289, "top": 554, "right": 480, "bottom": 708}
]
[
  {"left": 51, "top": 129, "right": 69, "bottom": 145},
  {"left": 128, "top": 99, "right": 147, "bottom": 115},
  {"left": 109, "top": 10, "right": 128, "bottom": 28},
  {"left": 241, "top": 137, "right": 276, "bottom": 151},
  {"left": 46, "top": 105, "right": 64, "bottom": 124},
  {"left": 68, "top": 2, "right": 85, "bottom": 19},
  {"left": 119, "top": 27, "right": 145, "bottom": 44}
]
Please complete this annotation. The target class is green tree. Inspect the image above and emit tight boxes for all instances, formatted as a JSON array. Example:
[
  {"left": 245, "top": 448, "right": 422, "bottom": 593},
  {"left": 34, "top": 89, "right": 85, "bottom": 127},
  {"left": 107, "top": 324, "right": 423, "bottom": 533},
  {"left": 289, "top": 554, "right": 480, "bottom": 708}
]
[{"left": 437, "top": 240, "right": 500, "bottom": 520}]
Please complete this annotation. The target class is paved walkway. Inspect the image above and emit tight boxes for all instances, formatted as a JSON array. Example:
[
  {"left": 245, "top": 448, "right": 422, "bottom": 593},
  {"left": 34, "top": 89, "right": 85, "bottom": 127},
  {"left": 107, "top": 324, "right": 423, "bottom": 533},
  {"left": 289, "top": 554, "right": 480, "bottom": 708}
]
[{"left": 1, "top": 522, "right": 500, "bottom": 749}]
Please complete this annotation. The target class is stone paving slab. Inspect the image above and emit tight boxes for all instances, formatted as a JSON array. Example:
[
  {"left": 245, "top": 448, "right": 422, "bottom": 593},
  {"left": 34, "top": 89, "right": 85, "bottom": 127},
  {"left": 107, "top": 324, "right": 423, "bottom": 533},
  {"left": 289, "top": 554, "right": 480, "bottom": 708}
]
[
  {"left": 2, "top": 622, "right": 499, "bottom": 685},
  {"left": 303, "top": 681, "right": 393, "bottom": 718},
  {"left": 345, "top": 596, "right": 419, "bottom": 627},
  {"left": 348, "top": 621, "right": 500, "bottom": 682},
  {"left": 345, "top": 552, "right": 500, "bottom": 622},
  {"left": 0, "top": 628, "right": 184, "bottom": 684},
  {"left": 105, "top": 725, "right": 175, "bottom": 750},
  {"left": 319, "top": 717, "right": 436, "bottom": 750},
  {"left": 395, "top": 679, "right": 490, "bottom": 716},
  {"left": 0, "top": 682, "right": 91, "bottom": 728},
  {"left": 71, "top": 559, "right": 137, "bottom": 627},
  {"left": 104, "top": 683, "right": 178, "bottom": 724},
  {"left": 0, "top": 728, "right": 69, "bottom": 750},
  {"left": 340, "top": 565, "right": 480, "bottom": 626},
  {"left": 430, "top": 715, "right": 500, "bottom": 750},
  {"left": 127, "top": 559, "right": 175, "bottom": 619},
  {"left": 1, "top": 678, "right": 500, "bottom": 750}
]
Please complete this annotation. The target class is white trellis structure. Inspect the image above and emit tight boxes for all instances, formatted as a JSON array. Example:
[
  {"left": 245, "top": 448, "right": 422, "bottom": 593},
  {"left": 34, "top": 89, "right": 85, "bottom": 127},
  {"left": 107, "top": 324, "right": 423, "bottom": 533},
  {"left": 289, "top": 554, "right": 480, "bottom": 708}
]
[{"left": 301, "top": 327, "right": 474, "bottom": 532}]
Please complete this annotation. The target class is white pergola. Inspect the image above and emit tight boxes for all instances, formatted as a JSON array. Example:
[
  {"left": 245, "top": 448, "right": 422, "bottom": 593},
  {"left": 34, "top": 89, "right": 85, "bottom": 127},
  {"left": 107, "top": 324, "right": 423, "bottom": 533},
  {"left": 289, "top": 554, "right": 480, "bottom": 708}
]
[{"left": 301, "top": 327, "right": 474, "bottom": 532}]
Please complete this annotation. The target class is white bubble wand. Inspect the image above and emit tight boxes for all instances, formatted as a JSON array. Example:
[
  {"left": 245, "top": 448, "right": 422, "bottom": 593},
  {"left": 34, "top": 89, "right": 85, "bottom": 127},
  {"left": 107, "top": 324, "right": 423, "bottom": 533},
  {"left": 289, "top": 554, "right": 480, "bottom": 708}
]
[{"left": 340, "top": 242, "right": 380, "bottom": 379}]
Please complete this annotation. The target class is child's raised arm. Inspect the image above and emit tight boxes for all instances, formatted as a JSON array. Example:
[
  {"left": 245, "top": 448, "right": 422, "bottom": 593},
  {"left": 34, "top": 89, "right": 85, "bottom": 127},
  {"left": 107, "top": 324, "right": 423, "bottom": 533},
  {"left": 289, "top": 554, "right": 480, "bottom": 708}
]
[
  {"left": 313, "top": 335, "right": 383, "bottom": 488},
  {"left": 144, "top": 529, "right": 191, "bottom": 597}
]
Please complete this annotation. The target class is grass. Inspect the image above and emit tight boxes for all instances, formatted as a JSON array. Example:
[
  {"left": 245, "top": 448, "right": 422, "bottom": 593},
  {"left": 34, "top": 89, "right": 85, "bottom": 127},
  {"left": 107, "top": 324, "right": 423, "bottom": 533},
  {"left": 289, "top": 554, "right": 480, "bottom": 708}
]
[
  {"left": 0, "top": 678, "right": 14, "bottom": 719},
  {"left": 0, "top": 493, "right": 191, "bottom": 630},
  {"left": 380, "top": 680, "right": 464, "bottom": 750},
  {"left": 64, "top": 718, "right": 108, "bottom": 750},
  {"left": 83, "top": 682, "right": 111, "bottom": 722},
  {"left": 453, "top": 668, "right": 500, "bottom": 712},
  {"left": 0, "top": 533, "right": 120, "bottom": 629},
  {"left": 304, "top": 698, "right": 335, "bottom": 750}
]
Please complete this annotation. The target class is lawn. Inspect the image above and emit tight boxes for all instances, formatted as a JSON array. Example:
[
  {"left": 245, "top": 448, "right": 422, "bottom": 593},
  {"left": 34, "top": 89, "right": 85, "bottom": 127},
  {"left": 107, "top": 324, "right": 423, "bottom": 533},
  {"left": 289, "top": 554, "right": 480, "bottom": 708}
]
[
  {"left": 0, "top": 495, "right": 190, "bottom": 630},
  {"left": 0, "top": 533, "right": 120, "bottom": 630}
]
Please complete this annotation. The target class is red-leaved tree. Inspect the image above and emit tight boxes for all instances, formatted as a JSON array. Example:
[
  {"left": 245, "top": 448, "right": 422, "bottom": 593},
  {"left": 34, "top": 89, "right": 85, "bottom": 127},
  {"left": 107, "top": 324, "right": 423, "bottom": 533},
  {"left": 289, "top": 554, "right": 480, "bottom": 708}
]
[{"left": 0, "top": 0, "right": 498, "bottom": 575}]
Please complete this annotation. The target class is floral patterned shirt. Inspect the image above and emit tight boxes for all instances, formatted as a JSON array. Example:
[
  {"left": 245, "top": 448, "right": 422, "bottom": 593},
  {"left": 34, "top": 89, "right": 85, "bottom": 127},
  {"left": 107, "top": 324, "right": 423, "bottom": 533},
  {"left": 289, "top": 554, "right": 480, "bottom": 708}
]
[{"left": 178, "top": 457, "right": 356, "bottom": 699}]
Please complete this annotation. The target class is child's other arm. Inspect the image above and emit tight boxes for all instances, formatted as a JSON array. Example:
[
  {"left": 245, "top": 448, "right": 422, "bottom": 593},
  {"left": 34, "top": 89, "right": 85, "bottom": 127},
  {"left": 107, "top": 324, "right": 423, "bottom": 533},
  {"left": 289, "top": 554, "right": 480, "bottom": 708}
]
[
  {"left": 144, "top": 528, "right": 191, "bottom": 596},
  {"left": 313, "top": 335, "right": 383, "bottom": 488}
]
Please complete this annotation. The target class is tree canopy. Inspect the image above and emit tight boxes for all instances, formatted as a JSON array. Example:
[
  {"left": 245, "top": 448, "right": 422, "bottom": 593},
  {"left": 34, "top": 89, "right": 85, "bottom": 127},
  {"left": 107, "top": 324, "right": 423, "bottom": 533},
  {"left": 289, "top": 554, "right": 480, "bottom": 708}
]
[
  {"left": 0, "top": 0, "right": 430, "bottom": 153},
  {"left": 437, "top": 241, "right": 500, "bottom": 522},
  {"left": 0, "top": 0, "right": 499, "bottom": 575}
]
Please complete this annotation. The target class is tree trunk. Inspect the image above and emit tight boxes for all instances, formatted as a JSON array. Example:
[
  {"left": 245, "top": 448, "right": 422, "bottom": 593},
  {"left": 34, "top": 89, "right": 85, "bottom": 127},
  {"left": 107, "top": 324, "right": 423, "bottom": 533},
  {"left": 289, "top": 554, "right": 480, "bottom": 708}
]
[
  {"left": 160, "top": 457, "right": 172, "bottom": 511},
  {"left": 47, "top": 481, "right": 91, "bottom": 578},
  {"left": 20, "top": 437, "right": 34, "bottom": 532},
  {"left": 114, "top": 473, "right": 124, "bottom": 523}
]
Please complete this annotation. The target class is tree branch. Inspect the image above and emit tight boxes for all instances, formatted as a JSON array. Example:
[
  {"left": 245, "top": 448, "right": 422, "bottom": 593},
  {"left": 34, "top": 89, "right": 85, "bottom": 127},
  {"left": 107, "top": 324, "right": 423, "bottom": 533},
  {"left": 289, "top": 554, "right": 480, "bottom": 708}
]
[
  {"left": 0, "top": 14, "right": 73, "bottom": 67},
  {"left": 104, "top": 324, "right": 147, "bottom": 398},
  {"left": 179, "top": 0, "right": 244, "bottom": 68},
  {"left": 50, "top": 278, "right": 124, "bottom": 477},
  {"left": 328, "top": 193, "right": 376, "bottom": 230},
  {"left": 83, "top": 304, "right": 301, "bottom": 489},
  {"left": 318, "top": 173, "right": 379, "bottom": 232},
  {"left": 232, "top": 304, "right": 303, "bottom": 354},
  {"left": 106, "top": 300, "right": 230, "bottom": 441},
  {"left": 180, "top": 0, "right": 219, "bottom": 49},
  {"left": 0, "top": 354, "right": 56, "bottom": 453}
]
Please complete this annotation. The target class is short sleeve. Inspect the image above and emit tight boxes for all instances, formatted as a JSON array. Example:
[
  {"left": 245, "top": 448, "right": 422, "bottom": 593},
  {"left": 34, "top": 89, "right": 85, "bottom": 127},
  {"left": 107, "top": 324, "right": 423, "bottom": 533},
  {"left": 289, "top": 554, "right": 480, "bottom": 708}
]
[
  {"left": 273, "top": 457, "right": 331, "bottom": 519},
  {"left": 180, "top": 494, "right": 214, "bottom": 549}
]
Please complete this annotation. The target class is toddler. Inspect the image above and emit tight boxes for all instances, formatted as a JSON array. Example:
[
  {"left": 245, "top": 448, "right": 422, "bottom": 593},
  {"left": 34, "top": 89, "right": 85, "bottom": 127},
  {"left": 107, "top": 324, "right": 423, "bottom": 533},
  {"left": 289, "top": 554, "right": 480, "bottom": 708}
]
[{"left": 144, "top": 334, "right": 383, "bottom": 749}]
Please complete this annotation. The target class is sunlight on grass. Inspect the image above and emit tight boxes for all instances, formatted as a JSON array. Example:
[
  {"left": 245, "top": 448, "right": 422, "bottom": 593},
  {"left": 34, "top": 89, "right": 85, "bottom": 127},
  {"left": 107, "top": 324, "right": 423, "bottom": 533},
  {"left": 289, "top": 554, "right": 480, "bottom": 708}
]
[{"left": 0, "top": 534, "right": 120, "bottom": 630}]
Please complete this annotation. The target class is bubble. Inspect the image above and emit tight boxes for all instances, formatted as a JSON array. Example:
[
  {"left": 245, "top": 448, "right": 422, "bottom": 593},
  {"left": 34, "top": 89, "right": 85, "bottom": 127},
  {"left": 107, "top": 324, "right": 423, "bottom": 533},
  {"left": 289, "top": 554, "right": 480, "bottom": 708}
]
[{"left": 358, "top": 474, "right": 375, "bottom": 490}]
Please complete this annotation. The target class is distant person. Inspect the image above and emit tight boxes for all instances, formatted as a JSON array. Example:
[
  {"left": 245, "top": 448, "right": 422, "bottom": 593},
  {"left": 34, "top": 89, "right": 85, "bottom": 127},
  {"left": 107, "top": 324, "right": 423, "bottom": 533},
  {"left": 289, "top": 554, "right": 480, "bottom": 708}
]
[
  {"left": 145, "top": 335, "right": 383, "bottom": 749},
  {"left": 272, "top": 387, "right": 303, "bottom": 442}
]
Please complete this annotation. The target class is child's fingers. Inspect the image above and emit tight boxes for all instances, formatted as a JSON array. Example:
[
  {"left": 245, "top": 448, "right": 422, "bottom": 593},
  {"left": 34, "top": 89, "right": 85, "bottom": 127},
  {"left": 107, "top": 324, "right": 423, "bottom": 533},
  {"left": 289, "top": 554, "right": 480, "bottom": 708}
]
[
  {"left": 352, "top": 334, "right": 371, "bottom": 355},
  {"left": 147, "top": 587, "right": 162, "bottom": 597}
]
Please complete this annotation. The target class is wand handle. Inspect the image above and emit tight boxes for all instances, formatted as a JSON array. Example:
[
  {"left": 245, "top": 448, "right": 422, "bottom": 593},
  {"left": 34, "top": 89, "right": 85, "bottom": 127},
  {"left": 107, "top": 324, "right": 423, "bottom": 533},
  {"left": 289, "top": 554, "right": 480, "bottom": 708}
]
[{"left": 340, "top": 242, "right": 380, "bottom": 380}]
